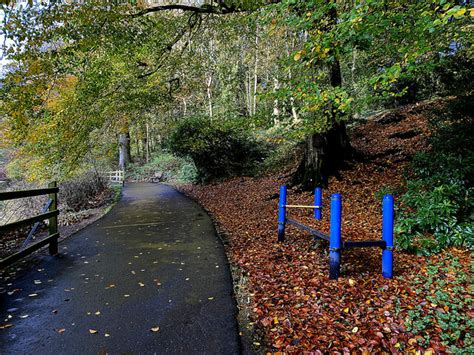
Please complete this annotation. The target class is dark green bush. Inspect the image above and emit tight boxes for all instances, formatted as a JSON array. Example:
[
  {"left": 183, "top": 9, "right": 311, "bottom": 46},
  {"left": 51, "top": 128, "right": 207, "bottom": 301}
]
[
  {"left": 395, "top": 96, "right": 474, "bottom": 255},
  {"left": 167, "top": 117, "right": 266, "bottom": 182}
]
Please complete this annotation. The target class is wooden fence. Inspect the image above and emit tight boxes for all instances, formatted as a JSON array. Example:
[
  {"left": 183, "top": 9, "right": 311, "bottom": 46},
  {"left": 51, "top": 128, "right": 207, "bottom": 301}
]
[
  {"left": 0, "top": 182, "right": 59, "bottom": 268},
  {"left": 102, "top": 170, "right": 125, "bottom": 185}
]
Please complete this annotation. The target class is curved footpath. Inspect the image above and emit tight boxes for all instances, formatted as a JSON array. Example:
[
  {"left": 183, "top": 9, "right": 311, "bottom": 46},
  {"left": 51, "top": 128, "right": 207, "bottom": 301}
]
[{"left": 0, "top": 183, "right": 240, "bottom": 354}]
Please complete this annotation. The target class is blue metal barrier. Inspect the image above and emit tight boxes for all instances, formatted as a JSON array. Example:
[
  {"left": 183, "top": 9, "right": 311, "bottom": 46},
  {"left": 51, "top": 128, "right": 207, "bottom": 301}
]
[
  {"left": 329, "top": 194, "right": 342, "bottom": 280},
  {"left": 277, "top": 185, "right": 287, "bottom": 242},
  {"left": 314, "top": 187, "right": 322, "bottom": 220},
  {"left": 382, "top": 195, "right": 394, "bottom": 278},
  {"left": 277, "top": 185, "right": 394, "bottom": 280}
]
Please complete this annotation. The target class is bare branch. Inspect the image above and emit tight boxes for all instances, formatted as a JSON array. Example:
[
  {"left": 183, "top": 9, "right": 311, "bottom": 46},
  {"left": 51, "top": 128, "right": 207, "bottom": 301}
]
[
  {"left": 131, "top": 0, "right": 281, "bottom": 17},
  {"left": 131, "top": 4, "right": 236, "bottom": 17}
]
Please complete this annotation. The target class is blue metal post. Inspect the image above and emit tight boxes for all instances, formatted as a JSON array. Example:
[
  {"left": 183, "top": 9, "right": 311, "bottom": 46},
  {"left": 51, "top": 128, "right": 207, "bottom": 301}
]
[
  {"left": 314, "top": 187, "right": 322, "bottom": 221},
  {"left": 277, "top": 185, "right": 287, "bottom": 242},
  {"left": 329, "top": 194, "right": 342, "bottom": 280},
  {"left": 382, "top": 195, "right": 394, "bottom": 278}
]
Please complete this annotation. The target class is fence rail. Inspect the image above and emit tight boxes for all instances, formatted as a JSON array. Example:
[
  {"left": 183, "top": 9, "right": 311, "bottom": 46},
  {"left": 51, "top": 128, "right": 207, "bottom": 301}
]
[
  {"left": 0, "top": 182, "right": 59, "bottom": 269},
  {"left": 277, "top": 185, "right": 394, "bottom": 280},
  {"left": 102, "top": 170, "right": 125, "bottom": 185}
]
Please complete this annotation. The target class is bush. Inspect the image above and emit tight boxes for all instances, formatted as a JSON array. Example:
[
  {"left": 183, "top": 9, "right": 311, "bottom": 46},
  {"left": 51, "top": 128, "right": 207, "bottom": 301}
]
[
  {"left": 395, "top": 96, "right": 474, "bottom": 255},
  {"left": 167, "top": 117, "right": 266, "bottom": 182},
  {"left": 59, "top": 172, "right": 109, "bottom": 212},
  {"left": 127, "top": 152, "right": 197, "bottom": 184},
  {"left": 260, "top": 139, "right": 299, "bottom": 175}
]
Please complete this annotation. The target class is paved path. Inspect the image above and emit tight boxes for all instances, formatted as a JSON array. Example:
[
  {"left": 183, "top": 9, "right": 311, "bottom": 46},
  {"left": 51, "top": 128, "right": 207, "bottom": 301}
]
[{"left": 0, "top": 183, "right": 240, "bottom": 354}]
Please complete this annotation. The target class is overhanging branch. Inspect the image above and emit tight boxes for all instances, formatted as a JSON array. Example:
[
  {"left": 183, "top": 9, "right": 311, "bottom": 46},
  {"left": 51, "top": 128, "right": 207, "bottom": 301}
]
[
  {"left": 131, "top": 0, "right": 281, "bottom": 17},
  {"left": 132, "top": 4, "right": 236, "bottom": 17}
]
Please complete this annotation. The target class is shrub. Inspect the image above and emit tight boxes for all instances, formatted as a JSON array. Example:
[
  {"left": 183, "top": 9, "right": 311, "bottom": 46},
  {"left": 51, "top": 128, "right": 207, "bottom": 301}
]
[
  {"left": 126, "top": 152, "right": 197, "bottom": 184},
  {"left": 167, "top": 117, "right": 266, "bottom": 182},
  {"left": 59, "top": 171, "right": 109, "bottom": 212},
  {"left": 260, "top": 139, "right": 299, "bottom": 175},
  {"left": 395, "top": 96, "right": 474, "bottom": 255}
]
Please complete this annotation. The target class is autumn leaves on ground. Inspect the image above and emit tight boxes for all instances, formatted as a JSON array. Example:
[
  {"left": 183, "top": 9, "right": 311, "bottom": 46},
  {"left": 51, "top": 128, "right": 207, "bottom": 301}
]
[{"left": 182, "top": 102, "right": 473, "bottom": 353}]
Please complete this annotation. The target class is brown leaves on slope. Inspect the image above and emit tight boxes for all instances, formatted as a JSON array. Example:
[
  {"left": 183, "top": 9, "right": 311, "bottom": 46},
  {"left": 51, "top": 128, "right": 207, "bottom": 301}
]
[{"left": 181, "top": 100, "right": 471, "bottom": 352}]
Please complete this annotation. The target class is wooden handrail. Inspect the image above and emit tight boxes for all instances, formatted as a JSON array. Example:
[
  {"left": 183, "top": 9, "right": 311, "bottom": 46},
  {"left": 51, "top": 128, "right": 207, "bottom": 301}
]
[
  {"left": 0, "top": 182, "right": 60, "bottom": 268},
  {"left": 0, "top": 187, "right": 59, "bottom": 201},
  {"left": 0, "top": 210, "right": 59, "bottom": 234},
  {"left": 0, "top": 233, "right": 59, "bottom": 269}
]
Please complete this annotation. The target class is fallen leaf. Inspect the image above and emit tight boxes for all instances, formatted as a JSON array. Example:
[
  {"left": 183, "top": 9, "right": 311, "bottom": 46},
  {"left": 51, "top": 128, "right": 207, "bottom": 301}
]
[
  {"left": 0, "top": 324, "right": 13, "bottom": 329},
  {"left": 56, "top": 328, "right": 65, "bottom": 334},
  {"left": 150, "top": 326, "right": 160, "bottom": 332},
  {"left": 95, "top": 311, "right": 101, "bottom": 315},
  {"left": 89, "top": 329, "right": 98, "bottom": 334},
  {"left": 352, "top": 326, "right": 359, "bottom": 333}
]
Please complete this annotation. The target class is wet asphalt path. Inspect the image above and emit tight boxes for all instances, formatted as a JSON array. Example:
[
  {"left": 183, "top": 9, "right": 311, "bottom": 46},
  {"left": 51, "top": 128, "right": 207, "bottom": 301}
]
[{"left": 0, "top": 183, "right": 240, "bottom": 354}]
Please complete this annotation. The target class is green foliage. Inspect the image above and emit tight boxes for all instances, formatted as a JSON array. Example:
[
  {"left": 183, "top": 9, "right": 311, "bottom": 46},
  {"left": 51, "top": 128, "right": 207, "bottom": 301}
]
[
  {"left": 167, "top": 117, "right": 266, "bottom": 182},
  {"left": 271, "top": 0, "right": 473, "bottom": 135},
  {"left": 127, "top": 152, "right": 197, "bottom": 184},
  {"left": 0, "top": 1, "right": 186, "bottom": 181},
  {"left": 396, "top": 97, "right": 474, "bottom": 255},
  {"left": 260, "top": 138, "right": 299, "bottom": 175},
  {"left": 401, "top": 255, "right": 474, "bottom": 352},
  {"left": 1, "top": 0, "right": 473, "bottom": 186}
]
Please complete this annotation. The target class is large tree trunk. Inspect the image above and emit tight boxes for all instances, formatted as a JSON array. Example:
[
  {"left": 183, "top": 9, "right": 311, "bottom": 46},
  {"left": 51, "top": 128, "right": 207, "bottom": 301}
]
[
  {"left": 291, "top": 62, "right": 351, "bottom": 190},
  {"left": 291, "top": 121, "right": 350, "bottom": 190}
]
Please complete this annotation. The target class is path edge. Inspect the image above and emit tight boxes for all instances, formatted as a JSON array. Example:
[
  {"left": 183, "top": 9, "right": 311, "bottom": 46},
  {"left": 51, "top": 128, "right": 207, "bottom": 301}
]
[{"left": 171, "top": 183, "right": 259, "bottom": 355}]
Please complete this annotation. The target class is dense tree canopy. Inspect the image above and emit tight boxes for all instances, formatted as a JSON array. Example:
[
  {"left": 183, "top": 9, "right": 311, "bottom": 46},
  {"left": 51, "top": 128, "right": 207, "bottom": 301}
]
[{"left": 0, "top": 0, "right": 472, "bottom": 182}]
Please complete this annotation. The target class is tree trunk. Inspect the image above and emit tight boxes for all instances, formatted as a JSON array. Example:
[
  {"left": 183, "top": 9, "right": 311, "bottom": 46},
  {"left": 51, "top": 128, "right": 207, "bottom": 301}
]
[
  {"left": 272, "top": 77, "right": 280, "bottom": 123},
  {"left": 253, "top": 23, "right": 259, "bottom": 116},
  {"left": 292, "top": 56, "right": 351, "bottom": 190},
  {"left": 126, "top": 132, "right": 132, "bottom": 164},
  {"left": 118, "top": 133, "right": 131, "bottom": 171},
  {"left": 292, "top": 5, "right": 351, "bottom": 190},
  {"left": 145, "top": 122, "right": 150, "bottom": 163},
  {"left": 291, "top": 121, "right": 350, "bottom": 190},
  {"left": 207, "top": 74, "right": 213, "bottom": 119}
]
